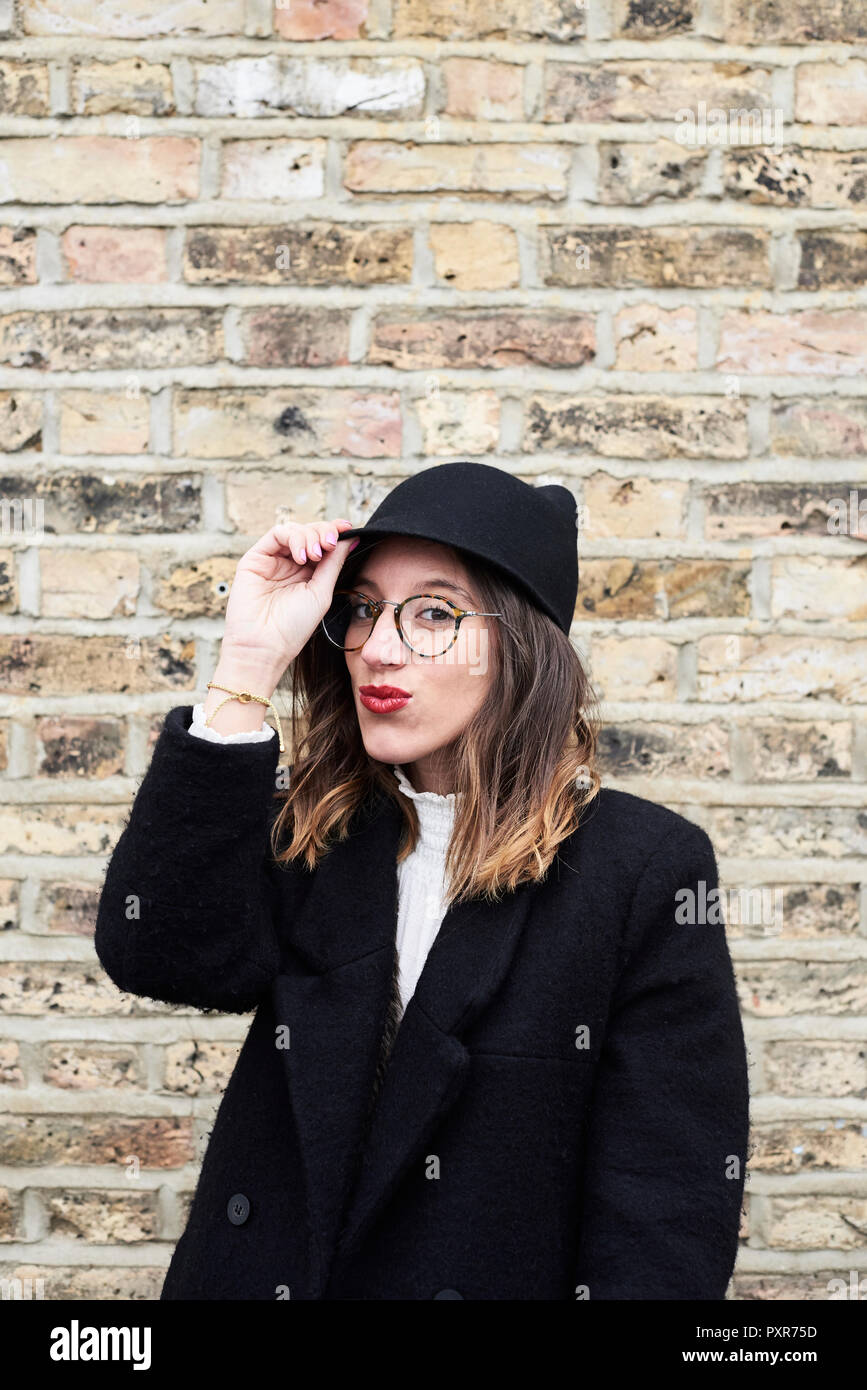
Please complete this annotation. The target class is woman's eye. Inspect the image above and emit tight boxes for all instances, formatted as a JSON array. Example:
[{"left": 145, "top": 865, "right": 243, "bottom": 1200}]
[{"left": 422, "top": 606, "right": 453, "bottom": 623}]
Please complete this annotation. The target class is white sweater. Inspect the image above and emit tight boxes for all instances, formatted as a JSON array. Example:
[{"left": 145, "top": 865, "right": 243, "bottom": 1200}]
[{"left": 187, "top": 703, "right": 458, "bottom": 1016}]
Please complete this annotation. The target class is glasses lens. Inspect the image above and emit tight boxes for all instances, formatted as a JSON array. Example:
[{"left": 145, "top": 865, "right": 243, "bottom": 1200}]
[
  {"left": 323, "top": 592, "right": 376, "bottom": 649},
  {"left": 399, "top": 595, "right": 458, "bottom": 657}
]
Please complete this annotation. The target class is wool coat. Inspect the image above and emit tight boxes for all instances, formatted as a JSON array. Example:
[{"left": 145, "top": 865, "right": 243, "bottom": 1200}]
[{"left": 94, "top": 704, "right": 750, "bottom": 1301}]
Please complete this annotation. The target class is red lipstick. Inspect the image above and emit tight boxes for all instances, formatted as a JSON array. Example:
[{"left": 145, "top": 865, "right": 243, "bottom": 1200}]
[{"left": 359, "top": 684, "right": 412, "bottom": 713}]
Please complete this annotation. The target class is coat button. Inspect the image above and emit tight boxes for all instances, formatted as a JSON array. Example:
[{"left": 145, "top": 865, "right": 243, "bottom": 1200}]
[
  {"left": 227, "top": 1193, "right": 250, "bottom": 1226},
  {"left": 433, "top": 1288, "right": 463, "bottom": 1299}
]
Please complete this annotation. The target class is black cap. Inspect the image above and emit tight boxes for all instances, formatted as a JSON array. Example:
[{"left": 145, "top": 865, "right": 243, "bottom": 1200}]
[{"left": 339, "top": 461, "right": 578, "bottom": 634}]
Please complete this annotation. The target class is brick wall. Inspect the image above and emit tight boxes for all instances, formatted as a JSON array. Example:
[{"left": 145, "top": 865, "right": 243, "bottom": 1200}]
[{"left": 0, "top": 0, "right": 866, "bottom": 1302}]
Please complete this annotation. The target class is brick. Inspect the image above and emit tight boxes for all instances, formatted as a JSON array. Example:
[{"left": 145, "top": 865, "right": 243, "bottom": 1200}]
[
  {"left": 0, "top": 1042, "right": 22, "bottom": 1087},
  {"left": 429, "top": 221, "right": 519, "bottom": 290},
  {"left": 0, "top": 1187, "right": 21, "bottom": 1239},
  {"left": 0, "top": 393, "right": 42, "bottom": 451},
  {"left": 239, "top": 306, "right": 351, "bottom": 367},
  {"left": 736, "top": 959, "right": 867, "bottom": 1015},
  {"left": 0, "top": 308, "right": 222, "bottom": 371},
  {"left": 0, "top": 553, "right": 14, "bottom": 613},
  {"left": 599, "top": 721, "right": 730, "bottom": 779},
  {"left": 0, "top": 882, "right": 18, "bottom": 933},
  {"left": 0, "top": 961, "right": 179, "bottom": 1013},
  {"left": 274, "top": 0, "right": 369, "bottom": 41},
  {"left": 174, "top": 388, "right": 401, "bottom": 459},
  {"left": 0, "top": 61, "right": 49, "bottom": 116},
  {"left": 59, "top": 391, "right": 150, "bottom": 454},
  {"left": 184, "top": 222, "right": 412, "bottom": 285},
  {"left": 344, "top": 141, "right": 571, "bottom": 200},
  {"left": 0, "top": 635, "right": 194, "bottom": 694},
  {"left": 221, "top": 140, "right": 326, "bottom": 200},
  {"left": 578, "top": 558, "right": 750, "bottom": 620},
  {"left": 21, "top": 0, "right": 245, "bottom": 36},
  {"left": 0, "top": 227, "right": 37, "bottom": 285},
  {"left": 154, "top": 556, "right": 238, "bottom": 619},
  {"left": 583, "top": 473, "right": 688, "bottom": 539},
  {"left": 771, "top": 555, "right": 867, "bottom": 620},
  {"left": 0, "top": 1263, "right": 162, "bottom": 1299},
  {"left": 772, "top": 402, "right": 867, "bottom": 459},
  {"left": 0, "top": 138, "right": 199, "bottom": 204},
  {"left": 441, "top": 59, "right": 524, "bottom": 120},
  {"left": 0, "top": 1113, "right": 194, "bottom": 1166},
  {"left": 705, "top": 482, "right": 867, "bottom": 540},
  {"left": 612, "top": 0, "right": 694, "bottom": 36},
  {"left": 739, "top": 719, "right": 852, "bottom": 781},
  {"left": 589, "top": 636, "right": 679, "bottom": 701},
  {"left": 796, "top": 60, "right": 867, "bottom": 126},
  {"left": 61, "top": 227, "right": 169, "bottom": 284},
  {"left": 541, "top": 226, "right": 770, "bottom": 288},
  {"left": 71, "top": 59, "right": 174, "bottom": 116},
  {"left": 414, "top": 390, "right": 500, "bottom": 455},
  {"left": 369, "top": 311, "right": 595, "bottom": 369},
  {"left": 42, "top": 1188, "right": 161, "bottom": 1243},
  {"left": 0, "top": 472, "right": 200, "bottom": 534},
  {"left": 543, "top": 61, "right": 774, "bottom": 122},
  {"left": 38, "top": 881, "right": 103, "bottom": 937},
  {"left": 753, "top": 1121, "right": 867, "bottom": 1173},
  {"left": 725, "top": 0, "right": 867, "bottom": 44},
  {"left": 524, "top": 394, "right": 749, "bottom": 459},
  {"left": 764, "top": 1041, "right": 867, "bottom": 1098},
  {"left": 723, "top": 147, "right": 867, "bottom": 208},
  {"left": 718, "top": 309, "right": 867, "bottom": 376},
  {"left": 766, "top": 1198, "right": 867, "bottom": 1250},
  {"left": 225, "top": 471, "right": 329, "bottom": 537},
  {"left": 697, "top": 635, "right": 866, "bottom": 704},
  {"left": 596, "top": 141, "right": 707, "bottom": 205},
  {"left": 164, "top": 1040, "right": 241, "bottom": 1094},
  {"left": 614, "top": 304, "right": 698, "bottom": 371},
  {"left": 36, "top": 717, "right": 125, "bottom": 778},
  {"left": 393, "top": 0, "right": 585, "bottom": 40},
  {"left": 797, "top": 230, "right": 867, "bottom": 290},
  {"left": 726, "top": 883, "right": 860, "bottom": 938},
  {"left": 42, "top": 1044, "right": 143, "bottom": 1089},
  {"left": 195, "top": 57, "right": 423, "bottom": 118},
  {"left": 733, "top": 1273, "right": 857, "bottom": 1300},
  {"left": 704, "top": 806, "right": 867, "bottom": 860}
]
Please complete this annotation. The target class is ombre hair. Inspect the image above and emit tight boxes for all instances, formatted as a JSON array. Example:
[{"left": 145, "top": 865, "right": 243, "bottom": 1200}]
[{"left": 268, "top": 538, "right": 602, "bottom": 905}]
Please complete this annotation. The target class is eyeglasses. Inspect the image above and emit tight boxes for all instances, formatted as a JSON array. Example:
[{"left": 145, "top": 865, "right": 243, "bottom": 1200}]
[{"left": 321, "top": 589, "right": 503, "bottom": 658}]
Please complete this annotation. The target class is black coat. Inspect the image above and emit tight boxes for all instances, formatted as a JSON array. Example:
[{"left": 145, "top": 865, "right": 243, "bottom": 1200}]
[{"left": 94, "top": 705, "right": 750, "bottom": 1301}]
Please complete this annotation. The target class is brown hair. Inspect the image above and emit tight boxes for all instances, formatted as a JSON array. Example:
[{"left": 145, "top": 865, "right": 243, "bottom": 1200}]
[{"left": 269, "top": 539, "right": 602, "bottom": 906}]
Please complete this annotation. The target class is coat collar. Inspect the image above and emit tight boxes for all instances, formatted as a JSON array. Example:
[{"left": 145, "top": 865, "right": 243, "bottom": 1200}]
[{"left": 270, "top": 781, "right": 536, "bottom": 1294}]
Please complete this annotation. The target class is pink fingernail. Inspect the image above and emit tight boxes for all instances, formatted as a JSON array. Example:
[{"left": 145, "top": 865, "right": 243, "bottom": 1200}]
[{"left": 298, "top": 548, "right": 306, "bottom": 562}]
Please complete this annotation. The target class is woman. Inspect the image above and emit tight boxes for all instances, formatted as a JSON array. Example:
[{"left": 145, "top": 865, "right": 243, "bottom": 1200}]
[{"left": 94, "top": 460, "right": 750, "bottom": 1301}]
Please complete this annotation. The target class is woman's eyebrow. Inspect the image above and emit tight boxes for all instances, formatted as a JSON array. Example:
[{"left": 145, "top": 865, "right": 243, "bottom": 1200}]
[{"left": 353, "top": 575, "right": 474, "bottom": 603}]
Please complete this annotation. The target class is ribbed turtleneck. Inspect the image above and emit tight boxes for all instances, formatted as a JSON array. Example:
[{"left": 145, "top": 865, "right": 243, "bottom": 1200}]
[{"left": 392, "top": 763, "right": 460, "bottom": 1015}]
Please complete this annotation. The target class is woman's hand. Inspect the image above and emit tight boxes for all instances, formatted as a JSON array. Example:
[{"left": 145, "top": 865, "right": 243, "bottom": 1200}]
[{"left": 220, "top": 517, "right": 359, "bottom": 669}]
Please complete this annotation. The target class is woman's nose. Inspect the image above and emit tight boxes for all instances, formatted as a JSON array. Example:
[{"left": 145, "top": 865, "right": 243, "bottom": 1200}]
[{"left": 361, "top": 609, "right": 406, "bottom": 664}]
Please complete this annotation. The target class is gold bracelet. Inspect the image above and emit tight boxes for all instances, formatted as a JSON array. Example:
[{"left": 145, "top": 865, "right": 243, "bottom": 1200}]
[{"left": 204, "top": 682, "right": 285, "bottom": 753}]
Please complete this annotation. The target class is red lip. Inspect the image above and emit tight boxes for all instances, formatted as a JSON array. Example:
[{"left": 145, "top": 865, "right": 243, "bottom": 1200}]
[{"left": 359, "top": 685, "right": 411, "bottom": 698}]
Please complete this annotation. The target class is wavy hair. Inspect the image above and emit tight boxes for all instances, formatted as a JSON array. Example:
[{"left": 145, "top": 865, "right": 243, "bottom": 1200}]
[{"left": 268, "top": 539, "right": 602, "bottom": 906}]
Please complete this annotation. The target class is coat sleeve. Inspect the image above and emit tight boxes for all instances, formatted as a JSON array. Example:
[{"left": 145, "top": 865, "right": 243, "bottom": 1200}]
[
  {"left": 94, "top": 703, "right": 294, "bottom": 1015},
  {"left": 573, "top": 821, "right": 750, "bottom": 1300}
]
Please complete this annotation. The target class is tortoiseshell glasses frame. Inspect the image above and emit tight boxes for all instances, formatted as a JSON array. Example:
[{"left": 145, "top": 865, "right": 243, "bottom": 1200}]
[{"left": 321, "top": 589, "right": 504, "bottom": 656}]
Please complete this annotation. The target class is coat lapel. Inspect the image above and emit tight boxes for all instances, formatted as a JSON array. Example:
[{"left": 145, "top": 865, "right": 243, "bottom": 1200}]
[{"left": 272, "top": 782, "right": 536, "bottom": 1294}]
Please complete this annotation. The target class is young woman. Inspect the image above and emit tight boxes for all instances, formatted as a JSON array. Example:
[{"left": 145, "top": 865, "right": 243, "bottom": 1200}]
[{"left": 95, "top": 460, "right": 750, "bottom": 1301}]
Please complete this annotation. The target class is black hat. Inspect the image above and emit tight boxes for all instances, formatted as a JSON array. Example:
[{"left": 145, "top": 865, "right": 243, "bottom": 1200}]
[{"left": 339, "top": 461, "right": 579, "bottom": 634}]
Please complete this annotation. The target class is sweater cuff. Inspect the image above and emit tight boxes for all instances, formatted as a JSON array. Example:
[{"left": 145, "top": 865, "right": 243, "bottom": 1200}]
[{"left": 188, "top": 700, "right": 277, "bottom": 745}]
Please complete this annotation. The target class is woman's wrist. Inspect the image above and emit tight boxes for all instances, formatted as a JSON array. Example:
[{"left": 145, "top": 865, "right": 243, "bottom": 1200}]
[{"left": 202, "top": 648, "right": 289, "bottom": 735}]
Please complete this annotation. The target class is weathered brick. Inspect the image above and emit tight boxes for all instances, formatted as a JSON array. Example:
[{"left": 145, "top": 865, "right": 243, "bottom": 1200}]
[
  {"left": 394, "top": 0, "right": 585, "bottom": 40},
  {"left": 414, "top": 391, "right": 500, "bottom": 455},
  {"left": 749, "top": 1121, "right": 867, "bottom": 1173},
  {"left": 43, "top": 1189, "right": 160, "bottom": 1242},
  {"left": 541, "top": 226, "right": 770, "bottom": 288},
  {"left": 0, "top": 138, "right": 199, "bottom": 203},
  {"left": 0, "top": 962, "right": 179, "bottom": 1014},
  {"left": 37, "top": 882, "right": 102, "bottom": 937},
  {"left": 62, "top": 227, "right": 169, "bottom": 284},
  {"left": 344, "top": 142, "right": 571, "bottom": 200},
  {"left": 736, "top": 959, "right": 867, "bottom": 1015},
  {"left": 41, "top": 548, "right": 138, "bottom": 619},
  {"left": 36, "top": 717, "right": 125, "bottom": 778},
  {"left": 766, "top": 1198, "right": 867, "bottom": 1250},
  {"left": 0, "top": 472, "right": 201, "bottom": 534},
  {"left": 0, "top": 551, "right": 16, "bottom": 611},
  {"left": 724, "top": 146, "right": 867, "bottom": 208},
  {"left": 42, "top": 1044, "right": 143, "bottom": 1089},
  {"left": 0, "top": 635, "right": 195, "bottom": 695},
  {"left": 599, "top": 721, "right": 731, "bottom": 779},
  {"left": 0, "top": 1113, "right": 194, "bottom": 1166},
  {"left": 0, "top": 227, "right": 37, "bottom": 285},
  {"left": 369, "top": 312, "right": 595, "bottom": 369},
  {"left": 429, "top": 221, "right": 519, "bottom": 290},
  {"left": 274, "top": 0, "right": 369, "bottom": 41},
  {"left": 772, "top": 401, "right": 867, "bottom": 459},
  {"left": 184, "top": 222, "right": 412, "bottom": 285},
  {"left": 0, "top": 308, "right": 222, "bottom": 371},
  {"left": 583, "top": 473, "right": 689, "bottom": 538},
  {"left": 705, "top": 482, "right": 867, "bottom": 539},
  {"left": 164, "top": 1040, "right": 242, "bottom": 1094},
  {"left": 697, "top": 635, "right": 865, "bottom": 703},
  {"left": 797, "top": 230, "right": 867, "bottom": 290},
  {"left": 543, "top": 61, "right": 774, "bottom": 122},
  {"left": 154, "top": 556, "right": 238, "bottom": 619},
  {"left": 589, "top": 636, "right": 679, "bottom": 701},
  {"left": 225, "top": 471, "right": 329, "bottom": 537},
  {"left": 739, "top": 719, "right": 852, "bottom": 780},
  {"left": 71, "top": 59, "right": 174, "bottom": 116},
  {"left": 596, "top": 141, "right": 707, "bottom": 205},
  {"left": 725, "top": 0, "right": 867, "bottom": 44},
  {"left": 59, "top": 391, "right": 150, "bottom": 455},
  {"left": 578, "top": 558, "right": 750, "bottom": 620},
  {"left": 764, "top": 1041, "right": 867, "bottom": 1098},
  {"left": 771, "top": 555, "right": 867, "bottom": 620},
  {"left": 0, "top": 1263, "right": 162, "bottom": 1299},
  {"left": 0, "top": 1186, "right": 21, "bottom": 1239},
  {"left": 612, "top": 0, "right": 694, "bottom": 36},
  {"left": 21, "top": 0, "right": 244, "bottom": 35},
  {"left": 0, "top": 393, "right": 41, "bottom": 451},
  {"left": 441, "top": 58, "right": 524, "bottom": 120},
  {"left": 718, "top": 309, "right": 867, "bottom": 376},
  {"left": 195, "top": 57, "right": 423, "bottom": 118},
  {"left": 174, "top": 388, "right": 401, "bottom": 459},
  {"left": 524, "top": 394, "right": 749, "bottom": 459},
  {"left": 726, "top": 882, "right": 860, "bottom": 938},
  {"left": 796, "top": 60, "right": 867, "bottom": 126},
  {"left": 0, "top": 61, "right": 49, "bottom": 115},
  {"left": 239, "top": 307, "right": 351, "bottom": 368},
  {"left": 221, "top": 140, "right": 326, "bottom": 200},
  {"left": 702, "top": 806, "right": 867, "bottom": 860},
  {"left": 0, "top": 1042, "right": 22, "bottom": 1087},
  {"left": 0, "top": 881, "right": 18, "bottom": 933},
  {"left": 613, "top": 303, "right": 698, "bottom": 371}
]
